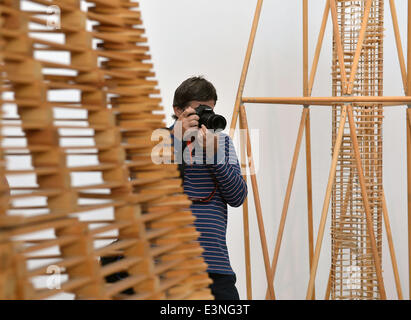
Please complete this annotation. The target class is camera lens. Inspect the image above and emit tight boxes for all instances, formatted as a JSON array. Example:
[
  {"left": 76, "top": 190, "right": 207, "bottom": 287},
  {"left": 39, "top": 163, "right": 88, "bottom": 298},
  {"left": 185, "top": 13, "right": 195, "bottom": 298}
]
[
  {"left": 209, "top": 115, "right": 227, "bottom": 132},
  {"left": 195, "top": 105, "right": 227, "bottom": 132}
]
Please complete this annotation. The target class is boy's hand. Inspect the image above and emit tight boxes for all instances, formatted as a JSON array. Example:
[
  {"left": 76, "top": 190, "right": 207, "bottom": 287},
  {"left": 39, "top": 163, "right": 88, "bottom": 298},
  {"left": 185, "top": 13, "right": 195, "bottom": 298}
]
[
  {"left": 172, "top": 107, "right": 199, "bottom": 140},
  {"left": 197, "top": 124, "right": 218, "bottom": 154}
]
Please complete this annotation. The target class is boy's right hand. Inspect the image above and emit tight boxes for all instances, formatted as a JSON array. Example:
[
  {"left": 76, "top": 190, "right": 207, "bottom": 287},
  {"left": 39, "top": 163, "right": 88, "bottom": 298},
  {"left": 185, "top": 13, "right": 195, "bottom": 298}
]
[{"left": 173, "top": 107, "right": 200, "bottom": 139}]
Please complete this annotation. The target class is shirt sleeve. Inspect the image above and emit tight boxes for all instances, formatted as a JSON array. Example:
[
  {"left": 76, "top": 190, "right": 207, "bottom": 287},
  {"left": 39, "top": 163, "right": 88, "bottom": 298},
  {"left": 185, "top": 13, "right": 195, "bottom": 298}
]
[{"left": 209, "top": 134, "right": 248, "bottom": 208}]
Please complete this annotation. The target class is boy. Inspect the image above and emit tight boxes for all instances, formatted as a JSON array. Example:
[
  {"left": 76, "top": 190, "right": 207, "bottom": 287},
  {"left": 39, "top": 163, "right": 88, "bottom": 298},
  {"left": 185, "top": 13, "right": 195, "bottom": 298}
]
[{"left": 170, "top": 76, "right": 247, "bottom": 300}]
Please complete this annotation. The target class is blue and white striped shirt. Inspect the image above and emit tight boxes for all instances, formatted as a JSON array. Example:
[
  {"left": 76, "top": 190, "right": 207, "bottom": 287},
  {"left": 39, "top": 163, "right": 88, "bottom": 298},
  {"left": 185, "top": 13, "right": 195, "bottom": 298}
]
[{"left": 170, "top": 126, "right": 248, "bottom": 274}]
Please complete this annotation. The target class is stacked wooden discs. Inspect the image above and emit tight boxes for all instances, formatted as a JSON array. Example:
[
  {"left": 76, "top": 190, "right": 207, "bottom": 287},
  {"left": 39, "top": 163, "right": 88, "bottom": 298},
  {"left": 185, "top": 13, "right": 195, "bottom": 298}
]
[
  {"left": 331, "top": 0, "right": 383, "bottom": 300},
  {"left": 0, "top": 0, "right": 212, "bottom": 300}
]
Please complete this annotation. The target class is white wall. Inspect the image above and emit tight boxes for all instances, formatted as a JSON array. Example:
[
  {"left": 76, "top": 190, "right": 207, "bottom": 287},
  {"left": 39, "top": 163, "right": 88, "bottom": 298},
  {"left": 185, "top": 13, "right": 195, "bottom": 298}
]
[{"left": 140, "top": 0, "right": 410, "bottom": 300}]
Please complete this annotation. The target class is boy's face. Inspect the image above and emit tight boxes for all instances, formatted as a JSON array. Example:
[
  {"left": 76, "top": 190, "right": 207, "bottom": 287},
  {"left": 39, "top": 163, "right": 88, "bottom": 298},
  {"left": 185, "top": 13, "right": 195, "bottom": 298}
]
[{"left": 173, "top": 99, "right": 216, "bottom": 118}]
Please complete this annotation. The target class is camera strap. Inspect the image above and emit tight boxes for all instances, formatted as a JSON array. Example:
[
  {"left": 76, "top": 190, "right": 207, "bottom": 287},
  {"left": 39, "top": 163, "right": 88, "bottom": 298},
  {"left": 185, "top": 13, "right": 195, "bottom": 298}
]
[{"left": 166, "top": 126, "right": 218, "bottom": 203}]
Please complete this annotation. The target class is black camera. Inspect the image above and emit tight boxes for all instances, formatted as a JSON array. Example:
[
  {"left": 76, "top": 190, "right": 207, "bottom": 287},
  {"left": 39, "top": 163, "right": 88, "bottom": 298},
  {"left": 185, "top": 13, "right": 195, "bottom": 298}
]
[{"left": 193, "top": 105, "right": 227, "bottom": 132}]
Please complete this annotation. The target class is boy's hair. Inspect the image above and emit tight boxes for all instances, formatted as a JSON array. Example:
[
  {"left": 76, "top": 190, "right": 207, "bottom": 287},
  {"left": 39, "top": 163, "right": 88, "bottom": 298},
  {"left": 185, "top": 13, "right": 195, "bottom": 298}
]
[{"left": 172, "top": 76, "right": 218, "bottom": 120}]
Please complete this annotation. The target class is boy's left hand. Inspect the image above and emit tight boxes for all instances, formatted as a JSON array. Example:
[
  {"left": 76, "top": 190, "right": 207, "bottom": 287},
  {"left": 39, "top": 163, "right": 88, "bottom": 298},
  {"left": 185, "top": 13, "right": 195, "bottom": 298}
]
[{"left": 197, "top": 124, "right": 218, "bottom": 154}]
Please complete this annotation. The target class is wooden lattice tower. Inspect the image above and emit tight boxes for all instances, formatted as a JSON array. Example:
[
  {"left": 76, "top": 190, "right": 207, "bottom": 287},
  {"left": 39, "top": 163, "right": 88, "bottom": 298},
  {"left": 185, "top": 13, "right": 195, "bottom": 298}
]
[
  {"left": 230, "top": 0, "right": 410, "bottom": 300},
  {"left": 330, "top": 0, "right": 384, "bottom": 299},
  {"left": 0, "top": 0, "right": 212, "bottom": 300}
]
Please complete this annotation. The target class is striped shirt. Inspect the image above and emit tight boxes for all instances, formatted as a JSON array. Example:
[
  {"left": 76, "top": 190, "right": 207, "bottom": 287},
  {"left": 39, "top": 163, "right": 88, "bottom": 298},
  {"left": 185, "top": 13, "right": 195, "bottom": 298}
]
[{"left": 170, "top": 125, "right": 248, "bottom": 274}]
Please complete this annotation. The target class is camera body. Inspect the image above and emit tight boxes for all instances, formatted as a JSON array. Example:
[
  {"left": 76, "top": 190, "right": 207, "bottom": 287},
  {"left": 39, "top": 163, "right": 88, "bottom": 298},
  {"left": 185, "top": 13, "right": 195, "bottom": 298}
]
[{"left": 193, "top": 105, "right": 227, "bottom": 132}]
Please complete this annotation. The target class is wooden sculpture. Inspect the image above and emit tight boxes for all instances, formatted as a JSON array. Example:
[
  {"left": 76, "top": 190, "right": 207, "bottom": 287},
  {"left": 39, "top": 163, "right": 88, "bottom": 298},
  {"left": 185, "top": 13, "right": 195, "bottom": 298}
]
[
  {"left": 230, "top": 0, "right": 409, "bottom": 300},
  {"left": 0, "top": 0, "right": 212, "bottom": 300},
  {"left": 329, "top": 0, "right": 384, "bottom": 300}
]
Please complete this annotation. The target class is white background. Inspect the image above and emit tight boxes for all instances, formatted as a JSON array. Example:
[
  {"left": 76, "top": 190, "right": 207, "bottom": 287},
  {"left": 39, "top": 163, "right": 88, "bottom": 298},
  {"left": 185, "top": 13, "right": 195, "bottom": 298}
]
[{"left": 139, "top": 0, "right": 410, "bottom": 299}]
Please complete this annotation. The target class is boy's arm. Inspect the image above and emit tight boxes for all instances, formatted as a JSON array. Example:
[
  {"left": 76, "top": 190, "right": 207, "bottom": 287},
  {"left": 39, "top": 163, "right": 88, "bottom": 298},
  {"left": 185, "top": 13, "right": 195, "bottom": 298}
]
[{"left": 209, "top": 134, "right": 247, "bottom": 207}]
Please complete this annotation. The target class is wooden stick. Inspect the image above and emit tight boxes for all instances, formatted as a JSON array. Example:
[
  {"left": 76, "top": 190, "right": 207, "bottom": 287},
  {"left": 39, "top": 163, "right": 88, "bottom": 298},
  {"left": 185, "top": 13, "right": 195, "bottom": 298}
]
[
  {"left": 346, "top": 105, "right": 387, "bottom": 299},
  {"left": 239, "top": 107, "right": 252, "bottom": 300},
  {"left": 306, "top": 105, "right": 347, "bottom": 300},
  {"left": 346, "top": 0, "right": 373, "bottom": 95},
  {"left": 381, "top": 189, "right": 403, "bottom": 300},
  {"left": 407, "top": 0, "right": 411, "bottom": 299},
  {"left": 264, "top": 108, "right": 308, "bottom": 299},
  {"left": 305, "top": 109, "right": 315, "bottom": 300},
  {"left": 330, "top": 0, "right": 348, "bottom": 92},
  {"left": 303, "top": 0, "right": 309, "bottom": 97},
  {"left": 408, "top": 0, "right": 411, "bottom": 95},
  {"left": 389, "top": 0, "right": 407, "bottom": 92},
  {"left": 308, "top": 0, "right": 330, "bottom": 96},
  {"left": 303, "top": 1, "right": 315, "bottom": 298},
  {"left": 239, "top": 105, "right": 276, "bottom": 300},
  {"left": 325, "top": 265, "right": 332, "bottom": 300},
  {"left": 242, "top": 96, "right": 411, "bottom": 104},
  {"left": 407, "top": 107, "right": 411, "bottom": 300},
  {"left": 229, "top": 0, "right": 264, "bottom": 139}
]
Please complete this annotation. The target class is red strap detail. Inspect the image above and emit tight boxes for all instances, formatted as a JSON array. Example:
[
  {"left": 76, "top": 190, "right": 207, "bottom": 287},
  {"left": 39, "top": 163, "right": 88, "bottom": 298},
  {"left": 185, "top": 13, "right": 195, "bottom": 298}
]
[
  {"left": 187, "top": 141, "right": 193, "bottom": 164},
  {"left": 188, "top": 172, "right": 218, "bottom": 203}
]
